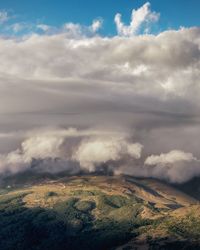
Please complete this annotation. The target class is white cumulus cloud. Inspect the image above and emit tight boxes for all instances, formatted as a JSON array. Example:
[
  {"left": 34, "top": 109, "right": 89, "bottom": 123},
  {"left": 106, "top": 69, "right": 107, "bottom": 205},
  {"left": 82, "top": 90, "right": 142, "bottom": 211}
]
[
  {"left": 73, "top": 136, "right": 143, "bottom": 171},
  {"left": 145, "top": 150, "right": 197, "bottom": 165},
  {"left": 144, "top": 150, "right": 200, "bottom": 183},
  {"left": 115, "top": 2, "right": 160, "bottom": 36},
  {"left": 90, "top": 19, "right": 103, "bottom": 33}
]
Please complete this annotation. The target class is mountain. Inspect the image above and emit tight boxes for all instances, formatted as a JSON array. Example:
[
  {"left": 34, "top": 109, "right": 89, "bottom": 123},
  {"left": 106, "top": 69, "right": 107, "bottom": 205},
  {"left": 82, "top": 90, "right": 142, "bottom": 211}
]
[{"left": 0, "top": 173, "right": 200, "bottom": 250}]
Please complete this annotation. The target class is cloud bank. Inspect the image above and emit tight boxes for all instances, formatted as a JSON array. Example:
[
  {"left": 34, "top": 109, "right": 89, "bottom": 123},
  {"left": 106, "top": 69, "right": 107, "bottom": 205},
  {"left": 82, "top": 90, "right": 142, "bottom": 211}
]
[
  {"left": 0, "top": 3, "right": 199, "bottom": 183},
  {"left": 145, "top": 150, "right": 200, "bottom": 183},
  {"left": 0, "top": 128, "right": 143, "bottom": 176}
]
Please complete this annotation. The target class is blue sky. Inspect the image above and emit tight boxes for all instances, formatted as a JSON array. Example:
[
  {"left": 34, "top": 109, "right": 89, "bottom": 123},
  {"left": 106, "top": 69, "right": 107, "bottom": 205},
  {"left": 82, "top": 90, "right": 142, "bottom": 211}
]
[{"left": 0, "top": 0, "right": 199, "bottom": 36}]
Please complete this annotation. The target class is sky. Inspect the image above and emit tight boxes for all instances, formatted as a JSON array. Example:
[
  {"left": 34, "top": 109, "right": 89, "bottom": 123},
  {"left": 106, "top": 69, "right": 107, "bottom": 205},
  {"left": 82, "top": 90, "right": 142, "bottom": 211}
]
[
  {"left": 0, "top": 0, "right": 200, "bottom": 36},
  {"left": 0, "top": 1, "right": 200, "bottom": 183}
]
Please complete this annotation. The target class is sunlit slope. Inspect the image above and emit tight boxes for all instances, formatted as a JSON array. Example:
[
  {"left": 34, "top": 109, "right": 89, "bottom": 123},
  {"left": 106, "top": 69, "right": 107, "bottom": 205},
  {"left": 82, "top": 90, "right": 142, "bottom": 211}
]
[{"left": 0, "top": 175, "right": 199, "bottom": 250}]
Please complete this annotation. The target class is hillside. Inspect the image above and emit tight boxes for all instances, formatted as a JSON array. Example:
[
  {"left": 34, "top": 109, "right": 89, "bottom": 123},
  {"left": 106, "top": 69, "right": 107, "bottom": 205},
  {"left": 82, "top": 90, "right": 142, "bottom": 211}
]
[{"left": 0, "top": 174, "right": 200, "bottom": 250}]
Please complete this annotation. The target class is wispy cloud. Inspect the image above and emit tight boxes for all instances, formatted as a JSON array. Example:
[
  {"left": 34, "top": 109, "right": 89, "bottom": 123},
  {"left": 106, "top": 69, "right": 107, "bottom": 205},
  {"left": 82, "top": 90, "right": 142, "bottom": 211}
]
[
  {"left": 37, "top": 24, "right": 51, "bottom": 32},
  {"left": 0, "top": 10, "right": 9, "bottom": 24},
  {"left": 9, "top": 22, "right": 25, "bottom": 33}
]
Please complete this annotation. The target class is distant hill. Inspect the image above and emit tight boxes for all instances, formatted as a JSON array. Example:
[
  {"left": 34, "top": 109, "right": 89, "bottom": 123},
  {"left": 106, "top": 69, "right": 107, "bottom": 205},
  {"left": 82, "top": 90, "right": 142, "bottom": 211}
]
[{"left": 0, "top": 174, "right": 200, "bottom": 250}]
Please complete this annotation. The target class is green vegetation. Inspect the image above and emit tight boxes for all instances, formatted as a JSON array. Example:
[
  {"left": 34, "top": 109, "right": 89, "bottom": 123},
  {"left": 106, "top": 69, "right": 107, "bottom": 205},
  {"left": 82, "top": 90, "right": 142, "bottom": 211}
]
[
  {"left": 45, "top": 191, "right": 58, "bottom": 199},
  {"left": 0, "top": 175, "right": 200, "bottom": 250},
  {"left": 70, "top": 189, "right": 103, "bottom": 196},
  {"left": 165, "top": 213, "right": 200, "bottom": 240},
  {"left": 0, "top": 188, "right": 148, "bottom": 250},
  {"left": 74, "top": 200, "right": 95, "bottom": 212}
]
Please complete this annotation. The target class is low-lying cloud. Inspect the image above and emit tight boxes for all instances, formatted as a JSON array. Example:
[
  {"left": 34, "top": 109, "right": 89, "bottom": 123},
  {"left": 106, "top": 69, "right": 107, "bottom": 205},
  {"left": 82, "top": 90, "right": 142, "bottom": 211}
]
[
  {"left": 73, "top": 136, "right": 143, "bottom": 171},
  {"left": 145, "top": 150, "right": 200, "bottom": 183},
  {"left": 0, "top": 127, "right": 200, "bottom": 183},
  {"left": 0, "top": 128, "right": 143, "bottom": 176}
]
